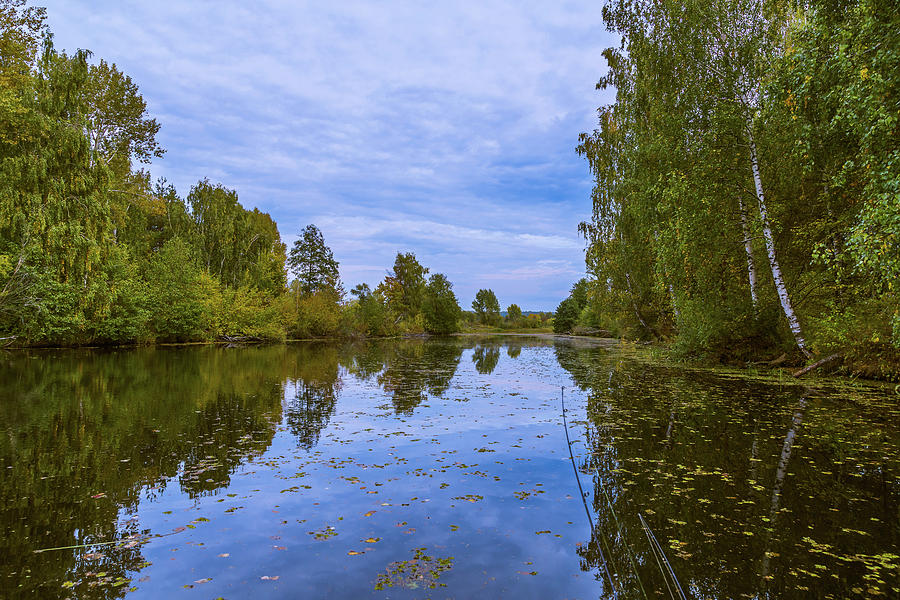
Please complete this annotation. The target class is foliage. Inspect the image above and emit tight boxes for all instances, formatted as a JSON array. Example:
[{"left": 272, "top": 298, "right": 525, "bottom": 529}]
[
  {"left": 287, "top": 287, "right": 343, "bottom": 339},
  {"left": 287, "top": 224, "right": 339, "bottom": 296},
  {"left": 422, "top": 273, "right": 461, "bottom": 334},
  {"left": 471, "top": 288, "right": 500, "bottom": 325},
  {"left": 576, "top": 0, "right": 900, "bottom": 372},
  {"left": 505, "top": 303, "right": 522, "bottom": 324},
  {"left": 145, "top": 238, "right": 215, "bottom": 342},
  {"left": 378, "top": 252, "right": 428, "bottom": 323},
  {"left": 553, "top": 297, "right": 579, "bottom": 334},
  {"left": 82, "top": 58, "right": 163, "bottom": 167}
]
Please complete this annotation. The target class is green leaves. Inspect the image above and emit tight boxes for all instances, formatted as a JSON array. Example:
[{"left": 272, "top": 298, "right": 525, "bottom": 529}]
[
  {"left": 472, "top": 288, "right": 500, "bottom": 325},
  {"left": 422, "top": 273, "right": 461, "bottom": 334},
  {"left": 288, "top": 224, "right": 340, "bottom": 296}
]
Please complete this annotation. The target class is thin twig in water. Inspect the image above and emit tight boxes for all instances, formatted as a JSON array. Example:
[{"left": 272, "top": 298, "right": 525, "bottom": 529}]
[
  {"left": 639, "top": 513, "right": 689, "bottom": 600},
  {"left": 561, "top": 386, "right": 618, "bottom": 595}
]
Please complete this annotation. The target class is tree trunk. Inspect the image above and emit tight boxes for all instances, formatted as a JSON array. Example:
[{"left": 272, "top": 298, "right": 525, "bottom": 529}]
[
  {"left": 738, "top": 196, "right": 758, "bottom": 306},
  {"left": 748, "top": 131, "right": 811, "bottom": 357},
  {"left": 668, "top": 283, "right": 680, "bottom": 322},
  {"left": 625, "top": 272, "right": 651, "bottom": 334},
  {"left": 792, "top": 354, "right": 841, "bottom": 378}
]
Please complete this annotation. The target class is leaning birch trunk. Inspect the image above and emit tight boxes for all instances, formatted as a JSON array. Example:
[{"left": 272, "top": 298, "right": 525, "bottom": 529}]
[
  {"left": 738, "top": 196, "right": 759, "bottom": 306},
  {"left": 747, "top": 130, "right": 811, "bottom": 357},
  {"left": 624, "top": 272, "right": 651, "bottom": 333}
]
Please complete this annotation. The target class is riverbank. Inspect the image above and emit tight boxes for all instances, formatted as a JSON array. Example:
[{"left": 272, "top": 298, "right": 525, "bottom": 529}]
[{"left": 5, "top": 329, "right": 898, "bottom": 383}]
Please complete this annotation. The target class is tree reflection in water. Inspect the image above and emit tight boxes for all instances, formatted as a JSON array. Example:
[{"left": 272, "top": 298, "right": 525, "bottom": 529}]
[
  {"left": 1, "top": 337, "right": 895, "bottom": 599},
  {"left": 472, "top": 343, "right": 501, "bottom": 374}
]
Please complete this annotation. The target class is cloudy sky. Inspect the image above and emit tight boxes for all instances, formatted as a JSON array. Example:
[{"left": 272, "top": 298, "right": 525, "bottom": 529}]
[{"left": 41, "top": 1, "right": 617, "bottom": 310}]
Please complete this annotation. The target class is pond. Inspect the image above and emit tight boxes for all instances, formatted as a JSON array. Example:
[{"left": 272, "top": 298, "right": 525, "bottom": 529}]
[{"left": 1, "top": 336, "right": 897, "bottom": 599}]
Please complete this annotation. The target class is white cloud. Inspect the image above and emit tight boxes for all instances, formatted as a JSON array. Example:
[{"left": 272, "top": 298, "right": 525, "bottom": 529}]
[{"left": 41, "top": 0, "right": 617, "bottom": 309}]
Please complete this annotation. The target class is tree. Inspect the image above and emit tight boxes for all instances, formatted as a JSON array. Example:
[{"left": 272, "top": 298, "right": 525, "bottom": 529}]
[
  {"left": 378, "top": 252, "right": 428, "bottom": 321},
  {"left": 287, "top": 224, "right": 339, "bottom": 296},
  {"left": 553, "top": 297, "right": 579, "bottom": 334},
  {"left": 0, "top": 0, "right": 45, "bottom": 91},
  {"left": 188, "top": 179, "right": 242, "bottom": 279},
  {"left": 145, "top": 238, "right": 216, "bottom": 341},
  {"left": 569, "top": 279, "right": 589, "bottom": 313},
  {"left": 350, "top": 283, "right": 371, "bottom": 301},
  {"left": 578, "top": 0, "right": 817, "bottom": 353},
  {"left": 422, "top": 273, "right": 461, "bottom": 334},
  {"left": 1, "top": 37, "right": 113, "bottom": 340},
  {"left": 82, "top": 59, "right": 163, "bottom": 168},
  {"left": 506, "top": 303, "right": 522, "bottom": 324},
  {"left": 472, "top": 288, "right": 500, "bottom": 325}
]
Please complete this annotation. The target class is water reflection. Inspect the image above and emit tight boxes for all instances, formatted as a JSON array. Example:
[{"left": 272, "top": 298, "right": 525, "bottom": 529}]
[
  {"left": 472, "top": 342, "right": 501, "bottom": 374},
  {"left": 0, "top": 346, "right": 285, "bottom": 598},
  {"left": 554, "top": 344, "right": 899, "bottom": 599},
  {"left": 0, "top": 338, "right": 896, "bottom": 599},
  {"left": 506, "top": 341, "right": 523, "bottom": 359},
  {"left": 284, "top": 343, "right": 342, "bottom": 449},
  {"left": 377, "top": 340, "right": 464, "bottom": 414}
]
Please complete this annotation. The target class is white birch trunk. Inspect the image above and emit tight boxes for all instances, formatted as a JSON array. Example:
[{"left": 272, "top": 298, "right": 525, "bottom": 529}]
[
  {"left": 668, "top": 283, "right": 680, "bottom": 322},
  {"left": 625, "top": 272, "right": 650, "bottom": 333},
  {"left": 738, "top": 196, "right": 758, "bottom": 306},
  {"left": 748, "top": 131, "right": 811, "bottom": 357}
]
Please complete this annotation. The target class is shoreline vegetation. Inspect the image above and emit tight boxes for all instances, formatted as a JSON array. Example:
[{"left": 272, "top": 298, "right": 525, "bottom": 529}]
[
  {"left": 0, "top": 3, "right": 551, "bottom": 353},
  {"left": 555, "top": 1, "right": 899, "bottom": 380},
  {"left": 2, "top": 1, "right": 898, "bottom": 380}
]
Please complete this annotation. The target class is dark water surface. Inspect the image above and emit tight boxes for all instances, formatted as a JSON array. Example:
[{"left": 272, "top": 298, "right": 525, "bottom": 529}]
[{"left": 1, "top": 337, "right": 897, "bottom": 599}]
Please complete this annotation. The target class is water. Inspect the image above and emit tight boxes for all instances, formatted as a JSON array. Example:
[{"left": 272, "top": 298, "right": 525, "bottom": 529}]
[{"left": 1, "top": 337, "right": 897, "bottom": 599}]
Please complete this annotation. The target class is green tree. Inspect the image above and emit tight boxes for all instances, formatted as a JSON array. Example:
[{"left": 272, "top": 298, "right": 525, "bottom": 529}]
[
  {"left": 188, "top": 179, "right": 242, "bottom": 282},
  {"left": 0, "top": 1, "right": 45, "bottom": 91},
  {"left": 506, "top": 303, "right": 522, "bottom": 324},
  {"left": 1, "top": 36, "right": 114, "bottom": 341},
  {"left": 378, "top": 252, "right": 428, "bottom": 322},
  {"left": 145, "top": 237, "right": 217, "bottom": 342},
  {"left": 349, "top": 286, "right": 393, "bottom": 337},
  {"left": 287, "top": 224, "right": 339, "bottom": 296},
  {"left": 82, "top": 58, "right": 163, "bottom": 169},
  {"left": 553, "top": 297, "right": 579, "bottom": 334},
  {"left": 471, "top": 288, "right": 500, "bottom": 325},
  {"left": 422, "top": 273, "right": 461, "bottom": 334}
]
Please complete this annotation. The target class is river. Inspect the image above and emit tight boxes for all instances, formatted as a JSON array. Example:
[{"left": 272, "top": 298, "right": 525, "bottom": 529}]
[{"left": 1, "top": 337, "right": 897, "bottom": 598}]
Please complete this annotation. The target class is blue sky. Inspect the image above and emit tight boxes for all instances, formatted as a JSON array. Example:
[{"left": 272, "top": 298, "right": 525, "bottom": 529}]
[{"left": 41, "top": 1, "right": 617, "bottom": 311}]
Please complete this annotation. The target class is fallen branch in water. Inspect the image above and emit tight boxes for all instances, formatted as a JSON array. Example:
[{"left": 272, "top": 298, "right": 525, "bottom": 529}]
[
  {"left": 220, "top": 335, "right": 263, "bottom": 344},
  {"left": 792, "top": 354, "right": 841, "bottom": 378}
]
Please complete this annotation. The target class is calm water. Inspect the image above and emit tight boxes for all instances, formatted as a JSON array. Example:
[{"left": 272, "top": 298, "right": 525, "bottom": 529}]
[{"left": 1, "top": 337, "right": 897, "bottom": 599}]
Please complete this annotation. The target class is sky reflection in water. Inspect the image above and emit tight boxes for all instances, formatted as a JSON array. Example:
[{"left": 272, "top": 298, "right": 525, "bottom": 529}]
[{"left": 1, "top": 337, "right": 897, "bottom": 599}]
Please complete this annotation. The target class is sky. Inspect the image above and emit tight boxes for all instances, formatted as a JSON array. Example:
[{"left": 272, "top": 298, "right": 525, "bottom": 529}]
[{"left": 40, "top": 1, "right": 618, "bottom": 311}]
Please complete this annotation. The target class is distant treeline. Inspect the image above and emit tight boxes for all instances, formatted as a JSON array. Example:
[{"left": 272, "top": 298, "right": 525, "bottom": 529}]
[
  {"left": 559, "top": 0, "right": 898, "bottom": 375},
  {"left": 0, "top": 2, "right": 477, "bottom": 345}
]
